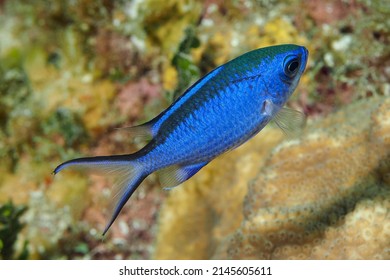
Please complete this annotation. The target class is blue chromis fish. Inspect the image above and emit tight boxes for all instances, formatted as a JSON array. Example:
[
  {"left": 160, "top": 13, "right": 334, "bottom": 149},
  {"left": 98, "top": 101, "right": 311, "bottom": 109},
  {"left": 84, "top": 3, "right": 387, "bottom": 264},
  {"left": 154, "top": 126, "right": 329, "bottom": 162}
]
[{"left": 54, "top": 44, "right": 308, "bottom": 235}]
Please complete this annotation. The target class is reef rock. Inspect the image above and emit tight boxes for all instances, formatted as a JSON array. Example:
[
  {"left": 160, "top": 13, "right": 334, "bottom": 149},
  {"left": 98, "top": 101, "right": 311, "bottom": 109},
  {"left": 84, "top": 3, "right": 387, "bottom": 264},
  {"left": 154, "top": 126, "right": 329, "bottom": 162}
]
[{"left": 154, "top": 96, "right": 390, "bottom": 259}]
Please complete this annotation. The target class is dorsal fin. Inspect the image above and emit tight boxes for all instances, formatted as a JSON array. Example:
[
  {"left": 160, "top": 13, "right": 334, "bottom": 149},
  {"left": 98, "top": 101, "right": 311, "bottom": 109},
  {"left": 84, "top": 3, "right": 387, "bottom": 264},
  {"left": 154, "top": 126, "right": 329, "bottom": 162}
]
[
  {"left": 114, "top": 113, "right": 166, "bottom": 140},
  {"left": 115, "top": 123, "right": 154, "bottom": 140}
]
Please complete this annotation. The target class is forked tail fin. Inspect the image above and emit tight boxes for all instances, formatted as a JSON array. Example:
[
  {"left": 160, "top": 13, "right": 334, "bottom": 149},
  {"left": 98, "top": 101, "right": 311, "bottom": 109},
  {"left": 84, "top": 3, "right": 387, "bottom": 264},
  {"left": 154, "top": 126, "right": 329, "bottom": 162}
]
[{"left": 53, "top": 154, "right": 147, "bottom": 235}]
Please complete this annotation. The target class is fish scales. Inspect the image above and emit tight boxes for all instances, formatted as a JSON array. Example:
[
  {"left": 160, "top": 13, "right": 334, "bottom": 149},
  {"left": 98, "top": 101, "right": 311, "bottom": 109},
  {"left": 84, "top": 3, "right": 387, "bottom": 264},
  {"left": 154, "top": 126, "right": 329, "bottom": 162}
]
[{"left": 138, "top": 82, "right": 262, "bottom": 169}]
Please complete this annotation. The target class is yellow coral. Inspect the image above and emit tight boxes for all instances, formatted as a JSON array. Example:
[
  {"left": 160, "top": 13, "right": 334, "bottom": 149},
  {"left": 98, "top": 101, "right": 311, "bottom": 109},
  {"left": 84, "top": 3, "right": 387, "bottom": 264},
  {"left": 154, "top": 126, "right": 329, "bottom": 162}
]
[
  {"left": 25, "top": 46, "right": 116, "bottom": 136},
  {"left": 258, "top": 18, "right": 307, "bottom": 48},
  {"left": 140, "top": 0, "right": 202, "bottom": 92},
  {"left": 162, "top": 65, "right": 178, "bottom": 91},
  {"left": 155, "top": 97, "right": 390, "bottom": 259},
  {"left": 144, "top": 0, "right": 202, "bottom": 59}
]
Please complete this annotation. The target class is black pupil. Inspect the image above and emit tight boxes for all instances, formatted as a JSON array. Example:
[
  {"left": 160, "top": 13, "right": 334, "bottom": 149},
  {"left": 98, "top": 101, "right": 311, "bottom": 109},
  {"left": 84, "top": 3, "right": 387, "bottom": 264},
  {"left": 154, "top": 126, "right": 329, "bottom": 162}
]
[{"left": 288, "top": 60, "right": 299, "bottom": 73}]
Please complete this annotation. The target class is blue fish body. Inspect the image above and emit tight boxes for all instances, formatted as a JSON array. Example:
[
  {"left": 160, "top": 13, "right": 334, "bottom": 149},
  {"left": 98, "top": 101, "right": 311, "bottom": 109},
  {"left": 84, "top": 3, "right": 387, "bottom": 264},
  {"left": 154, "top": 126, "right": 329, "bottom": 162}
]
[{"left": 54, "top": 44, "right": 308, "bottom": 234}]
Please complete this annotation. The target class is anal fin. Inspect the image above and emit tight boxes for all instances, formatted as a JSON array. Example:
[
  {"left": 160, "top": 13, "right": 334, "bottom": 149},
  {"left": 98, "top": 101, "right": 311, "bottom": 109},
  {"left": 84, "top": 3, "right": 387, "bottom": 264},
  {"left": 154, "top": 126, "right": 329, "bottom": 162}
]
[{"left": 158, "top": 162, "right": 208, "bottom": 190}]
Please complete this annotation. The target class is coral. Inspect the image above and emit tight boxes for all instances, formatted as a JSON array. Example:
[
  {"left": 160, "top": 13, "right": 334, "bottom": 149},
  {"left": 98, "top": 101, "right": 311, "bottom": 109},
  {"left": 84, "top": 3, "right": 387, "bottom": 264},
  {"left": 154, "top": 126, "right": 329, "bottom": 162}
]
[
  {"left": 0, "top": 159, "right": 89, "bottom": 259},
  {"left": 295, "top": 0, "right": 390, "bottom": 116},
  {"left": 154, "top": 96, "right": 390, "bottom": 259},
  {"left": 115, "top": 78, "right": 162, "bottom": 122},
  {"left": 1, "top": 0, "right": 388, "bottom": 260},
  {"left": 21, "top": 190, "right": 74, "bottom": 259},
  {"left": 142, "top": 0, "right": 202, "bottom": 61},
  {"left": 154, "top": 128, "right": 285, "bottom": 259}
]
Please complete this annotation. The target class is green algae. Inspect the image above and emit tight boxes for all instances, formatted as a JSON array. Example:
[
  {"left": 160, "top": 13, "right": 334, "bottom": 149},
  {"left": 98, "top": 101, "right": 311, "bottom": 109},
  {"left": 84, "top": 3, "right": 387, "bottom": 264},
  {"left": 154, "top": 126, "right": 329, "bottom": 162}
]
[
  {"left": 0, "top": 201, "right": 29, "bottom": 259},
  {"left": 170, "top": 26, "right": 201, "bottom": 101}
]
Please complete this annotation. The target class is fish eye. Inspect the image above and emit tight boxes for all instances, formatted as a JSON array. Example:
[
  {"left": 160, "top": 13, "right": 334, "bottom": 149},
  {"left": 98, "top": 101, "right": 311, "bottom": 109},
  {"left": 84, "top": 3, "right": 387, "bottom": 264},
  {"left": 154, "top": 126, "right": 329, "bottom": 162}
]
[{"left": 284, "top": 56, "right": 300, "bottom": 78}]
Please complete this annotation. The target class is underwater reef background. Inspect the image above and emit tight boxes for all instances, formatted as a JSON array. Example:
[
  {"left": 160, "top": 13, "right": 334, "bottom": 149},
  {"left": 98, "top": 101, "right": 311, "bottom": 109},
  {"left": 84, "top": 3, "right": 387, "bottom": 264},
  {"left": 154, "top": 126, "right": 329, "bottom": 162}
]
[{"left": 0, "top": 0, "right": 389, "bottom": 259}]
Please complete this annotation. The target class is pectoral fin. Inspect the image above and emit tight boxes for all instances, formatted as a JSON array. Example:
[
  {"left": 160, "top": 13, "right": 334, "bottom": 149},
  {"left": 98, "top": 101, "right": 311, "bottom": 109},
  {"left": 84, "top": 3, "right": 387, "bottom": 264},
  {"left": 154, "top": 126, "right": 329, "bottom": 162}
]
[
  {"left": 273, "top": 107, "right": 306, "bottom": 138},
  {"left": 158, "top": 162, "right": 209, "bottom": 190}
]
